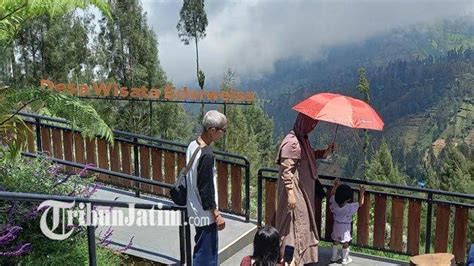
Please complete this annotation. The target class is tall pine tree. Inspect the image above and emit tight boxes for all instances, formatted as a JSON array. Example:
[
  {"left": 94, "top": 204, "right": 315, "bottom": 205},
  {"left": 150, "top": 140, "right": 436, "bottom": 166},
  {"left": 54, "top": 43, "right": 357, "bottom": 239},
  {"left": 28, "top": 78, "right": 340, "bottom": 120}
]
[
  {"left": 177, "top": 0, "right": 208, "bottom": 118},
  {"left": 365, "top": 140, "right": 406, "bottom": 185},
  {"left": 94, "top": 0, "right": 192, "bottom": 139}
]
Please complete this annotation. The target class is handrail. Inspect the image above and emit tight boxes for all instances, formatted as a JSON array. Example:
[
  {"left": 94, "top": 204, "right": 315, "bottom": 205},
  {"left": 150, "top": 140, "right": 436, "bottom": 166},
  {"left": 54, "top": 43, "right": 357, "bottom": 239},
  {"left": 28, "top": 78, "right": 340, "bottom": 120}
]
[
  {"left": 0, "top": 191, "right": 184, "bottom": 210},
  {"left": 257, "top": 167, "right": 473, "bottom": 263},
  {"left": 0, "top": 190, "right": 191, "bottom": 265},
  {"left": 258, "top": 167, "right": 474, "bottom": 200},
  {"left": 20, "top": 152, "right": 192, "bottom": 264},
  {"left": 18, "top": 111, "right": 250, "bottom": 165},
  {"left": 22, "top": 152, "right": 173, "bottom": 189},
  {"left": 18, "top": 111, "right": 251, "bottom": 221}
]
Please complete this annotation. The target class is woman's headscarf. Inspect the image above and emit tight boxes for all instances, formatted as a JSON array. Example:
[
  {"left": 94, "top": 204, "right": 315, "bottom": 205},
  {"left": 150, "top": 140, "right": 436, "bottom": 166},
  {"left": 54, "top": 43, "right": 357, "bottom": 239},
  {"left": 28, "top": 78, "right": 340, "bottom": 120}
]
[
  {"left": 292, "top": 113, "right": 318, "bottom": 179},
  {"left": 276, "top": 113, "right": 318, "bottom": 179}
]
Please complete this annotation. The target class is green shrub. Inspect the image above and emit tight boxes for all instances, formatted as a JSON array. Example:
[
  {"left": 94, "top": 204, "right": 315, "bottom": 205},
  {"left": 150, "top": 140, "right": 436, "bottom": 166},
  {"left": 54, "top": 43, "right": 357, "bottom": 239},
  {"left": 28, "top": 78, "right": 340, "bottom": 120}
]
[{"left": 0, "top": 156, "right": 125, "bottom": 264}]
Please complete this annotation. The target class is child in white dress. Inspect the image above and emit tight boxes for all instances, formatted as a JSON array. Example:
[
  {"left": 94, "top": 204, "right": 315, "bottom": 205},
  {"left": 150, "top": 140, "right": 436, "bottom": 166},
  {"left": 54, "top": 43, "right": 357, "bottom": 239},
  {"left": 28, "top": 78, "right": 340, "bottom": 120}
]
[{"left": 329, "top": 178, "right": 365, "bottom": 264}]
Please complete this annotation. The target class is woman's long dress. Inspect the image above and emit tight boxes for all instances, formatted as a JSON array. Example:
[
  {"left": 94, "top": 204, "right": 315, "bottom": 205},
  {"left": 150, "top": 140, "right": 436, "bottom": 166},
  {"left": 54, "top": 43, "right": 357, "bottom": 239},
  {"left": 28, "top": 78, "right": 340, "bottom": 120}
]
[{"left": 275, "top": 133, "right": 325, "bottom": 265}]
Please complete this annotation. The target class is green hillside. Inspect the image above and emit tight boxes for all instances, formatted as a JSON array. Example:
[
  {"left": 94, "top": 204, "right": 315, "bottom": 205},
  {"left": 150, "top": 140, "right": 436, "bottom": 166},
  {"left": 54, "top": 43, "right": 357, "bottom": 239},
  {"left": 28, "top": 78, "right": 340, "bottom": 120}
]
[{"left": 245, "top": 19, "right": 474, "bottom": 189}]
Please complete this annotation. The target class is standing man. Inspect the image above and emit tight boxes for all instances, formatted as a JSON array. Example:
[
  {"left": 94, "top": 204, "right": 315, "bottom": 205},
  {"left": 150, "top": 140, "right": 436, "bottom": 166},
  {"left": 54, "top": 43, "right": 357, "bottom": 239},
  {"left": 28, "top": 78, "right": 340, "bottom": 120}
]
[{"left": 186, "top": 110, "right": 227, "bottom": 265}]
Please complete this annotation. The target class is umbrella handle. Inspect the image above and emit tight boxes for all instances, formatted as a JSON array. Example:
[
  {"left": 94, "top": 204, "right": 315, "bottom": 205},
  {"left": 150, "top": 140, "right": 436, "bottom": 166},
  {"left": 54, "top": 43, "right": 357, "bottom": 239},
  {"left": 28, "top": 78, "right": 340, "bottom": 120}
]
[{"left": 332, "top": 124, "right": 339, "bottom": 144}]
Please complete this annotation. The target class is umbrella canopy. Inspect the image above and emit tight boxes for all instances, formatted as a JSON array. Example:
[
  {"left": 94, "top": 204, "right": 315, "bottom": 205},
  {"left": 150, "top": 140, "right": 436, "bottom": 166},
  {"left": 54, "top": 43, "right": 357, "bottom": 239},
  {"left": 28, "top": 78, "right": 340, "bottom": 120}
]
[{"left": 292, "top": 92, "right": 384, "bottom": 131}]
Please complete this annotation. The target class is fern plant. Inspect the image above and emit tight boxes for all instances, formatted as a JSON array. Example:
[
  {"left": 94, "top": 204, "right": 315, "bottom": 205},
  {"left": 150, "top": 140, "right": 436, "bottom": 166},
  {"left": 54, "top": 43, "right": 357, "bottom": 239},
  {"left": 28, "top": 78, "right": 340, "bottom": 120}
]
[
  {"left": 0, "top": 0, "right": 110, "bottom": 45},
  {"left": 0, "top": 86, "right": 113, "bottom": 160},
  {"left": 0, "top": 87, "right": 113, "bottom": 142},
  {"left": 0, "top": 0, "right": 112, "bottom": 159}
]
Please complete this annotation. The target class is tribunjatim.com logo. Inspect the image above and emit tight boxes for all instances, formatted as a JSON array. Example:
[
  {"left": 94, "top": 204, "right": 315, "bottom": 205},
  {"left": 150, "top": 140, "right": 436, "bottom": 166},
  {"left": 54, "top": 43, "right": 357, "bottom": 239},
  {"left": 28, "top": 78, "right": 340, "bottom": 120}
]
[{"left": 38, "top": 200, "right": 210, "bottom": 240}]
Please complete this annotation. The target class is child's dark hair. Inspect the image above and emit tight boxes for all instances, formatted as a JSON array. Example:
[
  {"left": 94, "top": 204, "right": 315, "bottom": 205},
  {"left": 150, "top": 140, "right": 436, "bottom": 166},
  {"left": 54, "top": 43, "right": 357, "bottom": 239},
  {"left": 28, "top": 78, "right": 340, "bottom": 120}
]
[
  {"left": 252, "top": 225, "right": 280, "bottom": 266},
  {"left": 335, "top": 184, "right": 354, "bottom": 207}
]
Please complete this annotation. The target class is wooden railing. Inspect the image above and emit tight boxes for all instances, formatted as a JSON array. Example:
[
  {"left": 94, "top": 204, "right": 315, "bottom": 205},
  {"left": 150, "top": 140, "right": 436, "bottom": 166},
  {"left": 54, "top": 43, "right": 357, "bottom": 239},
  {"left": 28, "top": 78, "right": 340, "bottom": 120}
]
[
  {"left": 17, "top": 112, "right": 251, "bottom": 221},
  {"left": 257, "top": 168, "right": 473, "bottom": 264}
]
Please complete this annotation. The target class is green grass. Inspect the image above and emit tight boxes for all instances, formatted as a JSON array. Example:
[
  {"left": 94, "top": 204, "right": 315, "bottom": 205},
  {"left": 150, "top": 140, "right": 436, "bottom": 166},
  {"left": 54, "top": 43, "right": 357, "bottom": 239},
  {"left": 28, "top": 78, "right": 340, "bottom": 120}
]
[
  {"left": 19, "top": 234, "right": 125, "bottom": 265},
  {"left": 318, "top": 240, "right": 410, "bottom": 262}
]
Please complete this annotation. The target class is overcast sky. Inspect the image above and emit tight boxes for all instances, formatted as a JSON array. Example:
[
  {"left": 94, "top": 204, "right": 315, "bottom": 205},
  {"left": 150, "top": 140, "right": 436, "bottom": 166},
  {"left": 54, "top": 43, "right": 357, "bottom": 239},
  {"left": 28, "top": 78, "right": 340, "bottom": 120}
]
[{"left": 141, "top": 0, "right": 473, "bottom": 88}]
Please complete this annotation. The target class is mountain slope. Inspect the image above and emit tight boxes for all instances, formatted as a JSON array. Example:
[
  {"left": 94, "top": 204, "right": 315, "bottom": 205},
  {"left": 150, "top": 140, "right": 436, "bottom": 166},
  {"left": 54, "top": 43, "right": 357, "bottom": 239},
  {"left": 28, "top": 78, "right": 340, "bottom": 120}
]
[{"left": 243, "top": 19, "right": 474, "bottom": 182}]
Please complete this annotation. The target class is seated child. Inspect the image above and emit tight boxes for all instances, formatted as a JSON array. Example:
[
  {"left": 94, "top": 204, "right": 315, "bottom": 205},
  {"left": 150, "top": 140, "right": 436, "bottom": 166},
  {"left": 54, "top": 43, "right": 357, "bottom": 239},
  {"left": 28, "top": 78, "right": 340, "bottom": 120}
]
[
  {"left": 240, "top": 225, "right": 284, "bottom": 266},
  {"left": 329, "top": 178, "right": 365, "bottom": 265}
]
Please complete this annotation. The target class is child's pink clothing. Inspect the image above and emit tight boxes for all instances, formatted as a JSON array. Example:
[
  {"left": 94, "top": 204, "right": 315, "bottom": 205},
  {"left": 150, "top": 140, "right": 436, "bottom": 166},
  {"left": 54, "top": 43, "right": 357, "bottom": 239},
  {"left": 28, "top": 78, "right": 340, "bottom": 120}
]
[{"left": 329, "top": 195, "right": 359, "bottom": 243}]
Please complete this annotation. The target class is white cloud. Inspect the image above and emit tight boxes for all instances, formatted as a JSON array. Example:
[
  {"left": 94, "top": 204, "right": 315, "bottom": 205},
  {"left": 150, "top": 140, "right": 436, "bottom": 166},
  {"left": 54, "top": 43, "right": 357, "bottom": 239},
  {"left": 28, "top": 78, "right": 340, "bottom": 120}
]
[{"left": 142, "top": 0, "right": 473, "bottom": 87}]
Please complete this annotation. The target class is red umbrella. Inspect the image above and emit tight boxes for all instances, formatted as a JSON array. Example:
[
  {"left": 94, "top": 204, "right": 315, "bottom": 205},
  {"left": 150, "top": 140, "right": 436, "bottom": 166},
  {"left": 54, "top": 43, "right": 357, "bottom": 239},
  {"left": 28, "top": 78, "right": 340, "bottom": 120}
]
[{"left": 292, "top": 92, "right": 384, "bottom": 131}]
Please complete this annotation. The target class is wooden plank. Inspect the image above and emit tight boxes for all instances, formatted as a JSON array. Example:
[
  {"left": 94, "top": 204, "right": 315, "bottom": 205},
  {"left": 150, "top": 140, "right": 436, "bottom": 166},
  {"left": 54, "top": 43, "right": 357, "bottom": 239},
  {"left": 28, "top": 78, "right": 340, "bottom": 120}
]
[
  {"left": 51, "top": 128, "right": 63, "bottom": 159},
  {"left": 140, "top": 146, "right": 151, "bottom": 193},
  {"left": 390, "top": 197, "right": 405, "bottom": 252},
  {"left": 452, "top": 207, "right": 468, "bottom": 263},
  {"left": 85, "top": 138, "right": 97, "bottom": 165},
  {"left": 97, "top": 138, "right": 109, "bottom": 182},
  {"left": 164, "top": 151, "right": 175, "bottom": 196},
  {"left": 407, "top": 200, "right": 422, "bottom": 255},
  {"left": 121, "top": 143, "right": 133, "bottom": 188},
  {"left": 25, "top": 123, "right": 35, "bottom": 152},
  {"left": 314, "top": 194, "right": 322, "bottom": 239},
  {"left": 434, "top": 204, "right": 450, "bottom": 253},
  {"left": 151, "top": 148, "right": 163, "bottom": 195},
  {"left": 410, "top": 253, "right": 454, "bottom": 265},
  {"left": 109, "top": 141, "right": 121, "bottom": 185},
  {"left": 357, "top": 192, "right": 371, "bottom": 246},
  {"left": 231, "top": 165, "right": 242, "bottom": 214},
  {"left": 63, "top": 131, "right": 74, "bottom": 172},
  {"left": 164, "top": 151, "right": 175, "bottom": 183},
  {"left": 40, "top": 127, "right": 51, "bottom": 155},
  {"left": 177, "top": 153, "right": 186, "bottom": 171},
  {"left": 264, "top": 180, "right": 276, "bottom": 226},
  {"left": 73, "top": 133, "right": 85, "bottom": 164},
  {"left": 325, "top": 188, "right": 334, "bottom": 241},
  {"left": 373, "top": 194, "right": 387, "bottom": 249},
  {"left": 217, "top": 161, "right": 229, "bottom": 210}
]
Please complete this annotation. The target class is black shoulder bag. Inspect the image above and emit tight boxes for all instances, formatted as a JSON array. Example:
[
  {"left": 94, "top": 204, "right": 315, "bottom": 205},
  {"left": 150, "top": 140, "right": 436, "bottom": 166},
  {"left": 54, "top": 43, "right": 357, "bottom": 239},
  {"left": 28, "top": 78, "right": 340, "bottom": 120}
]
[{"left": 170, "top": 144, "right": 203, "bottom": 206}]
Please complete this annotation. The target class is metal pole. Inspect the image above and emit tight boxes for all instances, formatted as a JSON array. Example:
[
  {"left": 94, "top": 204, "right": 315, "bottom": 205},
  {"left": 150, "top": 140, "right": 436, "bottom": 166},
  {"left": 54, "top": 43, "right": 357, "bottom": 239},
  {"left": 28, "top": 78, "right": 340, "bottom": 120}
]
[
  {"left": 257, "top": 170, "right": 263, "bottom": 226},
  {"left": 223, "top": 103, "right": 227, "bottom": 150},
  {"left": 245, "top": 162, "right": 250, "bottom": 223},
  {"left": 179, "top": 211, "right": 186, "bottom": 264},
  {"left": 35, "top": 118, "right": 42, "bottom": 152},
  {"left": 87, "top": 225, "right": 97, "bottom": 266},
  {"left": 133, "top": 137, "right": 140, "bottom": 197},
  {"left": 185, "top": 212, "right": 192, "bottom": 265},
  {"left": 149, "top": 101, "right": 153, "bottom": 136},
  {"left": 425, "top": 192, "right": 433, "bottom": 254}
]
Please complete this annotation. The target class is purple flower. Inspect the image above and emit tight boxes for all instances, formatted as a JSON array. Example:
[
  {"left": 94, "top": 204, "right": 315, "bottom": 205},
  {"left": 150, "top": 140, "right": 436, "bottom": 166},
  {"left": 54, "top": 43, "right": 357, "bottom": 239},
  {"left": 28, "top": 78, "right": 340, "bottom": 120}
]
[
  {"left": 100, "top": 239, "right": 112, "bottom": 247},
  {"left": 24, "top": 205, "right": 45, "bottom": 220},
  {"left": 81, "top": 183, "right": 100, "bottom": 198},
  {"left": 0, "top": 243, "right": 32, "bottom": 256},
  {"left": 0, "top": 226, "right": 22, "bottom": 245},
  {"left": 98, "top": 226, "right": 114, "bottom": 247},
  {"left": 118, "top": 236, "right": 134, "bottom": 252},
  {"left": 48, "top": 164, "right": 63, "bottom": 176},
  {"left": 78, "top": 164, "right": 95, "bottom": 177}
]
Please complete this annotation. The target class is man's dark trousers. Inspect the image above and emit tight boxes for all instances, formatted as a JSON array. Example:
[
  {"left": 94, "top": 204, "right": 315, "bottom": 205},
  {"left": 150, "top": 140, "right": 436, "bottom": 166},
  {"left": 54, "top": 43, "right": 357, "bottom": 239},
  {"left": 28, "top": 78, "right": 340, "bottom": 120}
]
[{"left": 193, "top": 222, "right": 218, "bottom": 265}]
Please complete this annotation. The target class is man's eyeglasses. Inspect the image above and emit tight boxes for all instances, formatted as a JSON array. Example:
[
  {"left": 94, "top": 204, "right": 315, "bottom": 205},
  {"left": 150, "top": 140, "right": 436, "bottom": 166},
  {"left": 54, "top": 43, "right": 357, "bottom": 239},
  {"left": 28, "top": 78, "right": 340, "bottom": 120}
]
[{"left": 214, "top": 127, "right": 227, "bottom": 133}]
